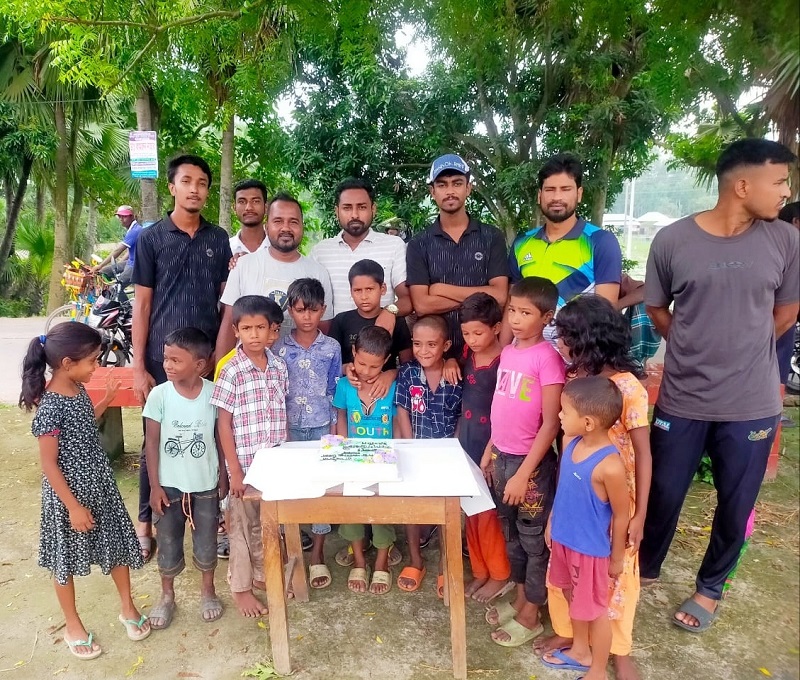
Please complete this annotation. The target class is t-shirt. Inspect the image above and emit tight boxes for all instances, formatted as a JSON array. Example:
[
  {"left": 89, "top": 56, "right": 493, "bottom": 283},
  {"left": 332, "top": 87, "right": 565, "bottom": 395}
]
[
  {"left": 123, "top": 221, "right": 144, "bottom": 267},
  {"left": 490, "top": 340, "right": 566, "bottom": 455},
  {"left": 329, "top": 309, "right": 412, "bottom": 368},
  {"left": 332, "top": 379, "right": 396, "bottom": 438},
  {"left": 133, "top": 213, "right": 231, "bottom": 362},
  {"left": 142, "top": 380, "right": 219, "bottom": 493},
  {"left": 509, "top": 218, "right": 622, "bottom": 344},
  {"left": 458, "top": 348, "right": 500, "bottom": 465},
  {"left": 645, "top": 215, "right": 800, "bottom": 421},
  {"left": 310, "top": 229, "right": 407, "bottom": 315},
  {"left": 229, "top": 229, "right": 268, "bottom": 256},
  {"left": 395, "top": 361, "right": 462, "bottom": 439},
  {"left": 406, "top": 216, "right": 509, "bottom": 358},
  {"left": 220, "top": 249, "right": 334, "bottom": 337}
]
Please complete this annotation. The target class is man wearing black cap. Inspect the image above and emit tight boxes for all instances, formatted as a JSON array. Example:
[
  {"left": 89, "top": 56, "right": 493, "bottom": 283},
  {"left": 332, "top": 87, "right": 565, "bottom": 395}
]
[{"left": 406, "top": 154, "right": 509, "bottom": 359}]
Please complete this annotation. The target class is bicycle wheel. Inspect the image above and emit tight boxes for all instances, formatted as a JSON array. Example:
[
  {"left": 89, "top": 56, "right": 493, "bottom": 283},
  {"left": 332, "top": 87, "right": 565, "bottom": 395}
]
[
  {"left": 45, "top": 304, "right": 77, "bottom": 332},
  {"left": 165, "top": 440, "right": 181, "bottom": 458},
  {"left": 190, "top": 440, "right": 206, "bottom": 458}
]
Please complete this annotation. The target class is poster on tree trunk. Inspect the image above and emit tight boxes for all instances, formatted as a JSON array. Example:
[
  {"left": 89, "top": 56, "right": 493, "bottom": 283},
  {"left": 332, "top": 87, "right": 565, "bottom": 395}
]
[{"left": 129, "top": 131, "right": 158, "bottom": 179}]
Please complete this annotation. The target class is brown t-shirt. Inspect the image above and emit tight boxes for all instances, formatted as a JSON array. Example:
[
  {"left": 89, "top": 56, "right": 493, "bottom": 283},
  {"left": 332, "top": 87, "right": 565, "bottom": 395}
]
[{"left": 645, "top": 215, "right": 800, "bottom": 421}]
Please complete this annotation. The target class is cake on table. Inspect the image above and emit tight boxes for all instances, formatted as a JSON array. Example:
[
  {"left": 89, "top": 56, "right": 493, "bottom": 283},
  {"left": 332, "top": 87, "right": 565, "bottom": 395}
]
[{"left": 317, "top": 435, "right": 400, "bottom": 483}]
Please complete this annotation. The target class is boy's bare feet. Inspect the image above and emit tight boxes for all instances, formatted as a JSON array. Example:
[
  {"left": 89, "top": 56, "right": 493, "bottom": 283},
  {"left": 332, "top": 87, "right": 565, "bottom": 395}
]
[
  {"left": 252, "top": 579, "right": 265, "bottom": 591},
  {"left": 613, "top": 654, "right": 642, "bottom": 680},
  {"left": 472, "top": 578, "right": 510, "bottom": 603},
  {"left": 532, "top": 633, "right": 572, "bottom": 656},
  {"left": 639, "top": 576, "right": 658, "bottom": 587},
  {"left": 232, "top": 590, "right": 268, "bottom": 617},
  {"left": 465, "top": 577, "right": 487, "bottom": 598}
]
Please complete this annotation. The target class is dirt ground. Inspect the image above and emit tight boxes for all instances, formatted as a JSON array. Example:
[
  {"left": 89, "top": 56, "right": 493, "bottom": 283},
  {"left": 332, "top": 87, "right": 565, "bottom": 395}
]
[{"left": 0, "top": 404, "right": 797, "bottom": 680}]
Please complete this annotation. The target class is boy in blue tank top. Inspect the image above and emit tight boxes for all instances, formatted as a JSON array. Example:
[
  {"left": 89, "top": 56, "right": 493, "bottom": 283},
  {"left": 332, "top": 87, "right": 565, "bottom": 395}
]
[{"left": 543, "top": 377, "right": 629, "bottom": 680}]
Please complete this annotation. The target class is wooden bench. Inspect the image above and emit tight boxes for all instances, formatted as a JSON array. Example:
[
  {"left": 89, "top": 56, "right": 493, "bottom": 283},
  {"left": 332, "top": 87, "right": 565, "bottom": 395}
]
[
  {"left": 85, "top": 366, "right": 139, "bottom": 461},
  {"left": 643, "top": 363, "right": 782, "bottom": 481}
]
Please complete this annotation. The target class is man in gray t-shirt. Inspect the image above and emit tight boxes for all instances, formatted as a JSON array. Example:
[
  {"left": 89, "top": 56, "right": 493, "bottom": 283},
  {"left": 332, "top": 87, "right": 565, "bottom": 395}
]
[{"left": 640, "top": 138, "right": 799, "bottom": 634}]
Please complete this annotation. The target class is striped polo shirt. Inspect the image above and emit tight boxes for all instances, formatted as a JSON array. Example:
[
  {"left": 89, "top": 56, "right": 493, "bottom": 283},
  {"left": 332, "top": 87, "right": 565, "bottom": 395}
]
[
  {"left": 406, "top": 216, "right": 509, "bottom": 358},
  {"left": 133, "top": 212, "right": 232, "bottom": 361},
  {"left": 310, "top": 229, "right": 407, "bottom": 315}
]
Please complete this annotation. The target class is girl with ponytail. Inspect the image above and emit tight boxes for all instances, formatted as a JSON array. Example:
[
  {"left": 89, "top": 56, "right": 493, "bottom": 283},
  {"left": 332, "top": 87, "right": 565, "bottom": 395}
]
[{"left": 20, "top": 323, "right": 149, "bottom": 660}]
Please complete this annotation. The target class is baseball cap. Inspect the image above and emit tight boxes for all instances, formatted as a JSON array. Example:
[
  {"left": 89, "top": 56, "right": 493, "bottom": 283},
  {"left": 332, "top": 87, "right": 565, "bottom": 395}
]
[
  {"left": 115, "top": 205, "right": 134, "bottom": 216},
  {"left": 427, "top": 154, "right": 471, "bottom": 184}
]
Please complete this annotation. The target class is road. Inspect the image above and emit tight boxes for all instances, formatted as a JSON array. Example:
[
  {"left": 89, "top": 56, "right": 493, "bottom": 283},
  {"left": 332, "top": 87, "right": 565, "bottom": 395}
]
[{"left": 0, "top": 316, "right": 47, "bottom": 404}]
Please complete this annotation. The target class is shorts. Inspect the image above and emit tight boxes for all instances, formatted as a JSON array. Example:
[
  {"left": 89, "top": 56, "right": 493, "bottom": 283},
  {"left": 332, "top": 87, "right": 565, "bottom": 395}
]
[{"left": 549, "top": 540, "right": 610, "bottom": 622}]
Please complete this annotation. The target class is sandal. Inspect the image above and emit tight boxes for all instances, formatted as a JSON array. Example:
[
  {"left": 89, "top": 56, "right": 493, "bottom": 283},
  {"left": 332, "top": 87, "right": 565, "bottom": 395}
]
[
  {"left": 65, "top": 632, "right": 102, "bottom": 660},
  {"left": 388, "top": 543, "right": 402, "bottom": 567},
  {"left": 397, "top": 565, "right": 427, "bottom": 592},
  {"left": 672, "top": 597, "right": 719, "bottom": 633},
  {"left": 137, "top": 535, "right": 155, "bottom": 564},
  {"left": 437, "top": 573, "right": 445, "bottom": 599},
  {"left": 485, "top": 600, "right": 516, "bottom": 626},
  {"left": 148, "top": 599, "right": 176, "bottom": 630},
  {"left": 369, "top": 570, "right": 392, "bottom": 595},
  {"left": 217, "top": 532, "right": 230, "bottom": 559},
  {"left": 347, "top": 567, "right": 369, "bottom": 593},
  {"left": 118, "top": 613, "right": 151, "bottom": 641},
  {"left": 420, "top": 526, "right": 437, "bottom": 549},
  {"left": 491, "top": 618, "right": 544, "bottom": 647},
  {"left": 309, "top": 564, "right": 332, "bottom": 589},
  {"left": 200, "top": 596, "right": 224, "bottom": 623},
  {"left": 336, "top": 543, "right": 402, "bottom": 567},
  {"left": 541, "top": 646, "right": 591, "bottom": 672}
]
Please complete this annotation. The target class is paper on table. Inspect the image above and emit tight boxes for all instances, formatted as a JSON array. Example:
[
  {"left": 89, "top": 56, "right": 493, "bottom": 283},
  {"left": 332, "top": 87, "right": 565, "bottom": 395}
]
[
  {"left": 378, "top": 441, "right": 480, "bottom": 498},
  {"left": 459, "top": 456, "right": 496, "bottom": 517},
  {"left": 244, "top": 446, "right": 328, "bottom": 500}
]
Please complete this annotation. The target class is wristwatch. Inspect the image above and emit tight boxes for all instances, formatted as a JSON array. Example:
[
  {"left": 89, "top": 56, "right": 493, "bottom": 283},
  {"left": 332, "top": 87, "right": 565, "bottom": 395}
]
[{"left": 384, "top": 303, "right": 399, "bottom": 315}]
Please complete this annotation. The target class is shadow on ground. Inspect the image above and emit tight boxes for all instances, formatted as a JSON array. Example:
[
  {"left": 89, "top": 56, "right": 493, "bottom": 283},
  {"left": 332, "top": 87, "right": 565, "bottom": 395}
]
[{"left": 0, "top": 406, "right": 797, "bottom": 680}]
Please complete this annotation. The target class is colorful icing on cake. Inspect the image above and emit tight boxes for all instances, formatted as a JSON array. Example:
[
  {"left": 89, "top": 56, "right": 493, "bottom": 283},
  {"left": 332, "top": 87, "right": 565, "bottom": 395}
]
[{"left": 317, "top": 435, "right": 400, "bottom": 482}]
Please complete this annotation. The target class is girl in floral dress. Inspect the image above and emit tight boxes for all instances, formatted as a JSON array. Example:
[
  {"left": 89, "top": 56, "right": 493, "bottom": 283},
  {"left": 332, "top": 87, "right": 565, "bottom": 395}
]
[
  {"left": 20, "top": 323, "right": 148, "bottom": 660},
  {"left": 536, "top": 295, "right": 652, "bottom": 680}
]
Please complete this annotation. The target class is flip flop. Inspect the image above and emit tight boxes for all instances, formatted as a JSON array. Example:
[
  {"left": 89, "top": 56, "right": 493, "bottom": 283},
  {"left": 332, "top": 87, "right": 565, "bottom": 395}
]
[
  {"left": 369, "top": 570, "right": 392, "bottom": 595},
  {"left": 137, "top": 535, "right": 155, "bottom": 563},
  {"left": 437, "top": 573, "right": 445, "bottom": 599},
  {"left": 388, "top": 543, "right": 403, "bottom": 568},
  {"left": 420, "top": 526, "right": 438, "bottom": 549},
  {"left": 65, "top": 632, "right": 102, "bottom": 660},
  {"left": 491, "top": 618, "right": 544, "bottom": 647},
  {"left": 397, "top": 565, "right": 427, "bottom": 592},
  {"left": 672, "top": 597, "right": 718, "bottom": 633},
  {"left": 309, "top": 564, "right": 332, "bottom": 589},
  {"left": 347, "top": 567, "right": 369, "bottom": 593},
  {"left": 217, "top": 532, "right": 230, "bottom": 559},
  {"left": 200, "top": 596, "right": 224, "bottom": 623},
  {"left": 541, "top": 646, "right": 591, "bottom": 672},
  {"left": 118, "top": 613, "right": 151, "bottom": 641},
  {"left": 485, "top": 600, "right": 516, "bottom": 626},
  {"left": 149, "top": 599, "right": 176, "bottom": 630}
]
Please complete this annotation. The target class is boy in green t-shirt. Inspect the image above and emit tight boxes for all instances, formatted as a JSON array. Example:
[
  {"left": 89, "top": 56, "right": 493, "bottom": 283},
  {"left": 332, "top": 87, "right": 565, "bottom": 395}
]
[{"left": 143, "top": 328, "right": 228, "bottom": 631}]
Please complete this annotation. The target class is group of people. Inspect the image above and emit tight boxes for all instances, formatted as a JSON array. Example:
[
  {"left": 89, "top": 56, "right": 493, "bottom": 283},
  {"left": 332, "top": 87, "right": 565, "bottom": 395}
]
[{"left": 19, "top": 138, "right": 799, "bottom": 679}]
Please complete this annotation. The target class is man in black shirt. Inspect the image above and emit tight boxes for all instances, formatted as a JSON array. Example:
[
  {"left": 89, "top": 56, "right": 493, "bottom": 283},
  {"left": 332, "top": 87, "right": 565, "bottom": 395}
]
[
  {"left": 132, "top": 154, "right": 232, "bottom": 556},
  {"left": 406, "top": 154, "right": 509, "bottom": 358}
]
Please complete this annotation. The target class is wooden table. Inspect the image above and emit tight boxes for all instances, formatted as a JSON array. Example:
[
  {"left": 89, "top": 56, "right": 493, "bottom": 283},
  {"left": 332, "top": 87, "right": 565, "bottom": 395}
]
[
  {"left": 246, "top": 489, "right": 468, "bottom": 679},
  {"left": 85, "top": 366, "right": 138, "bottom": 461}
]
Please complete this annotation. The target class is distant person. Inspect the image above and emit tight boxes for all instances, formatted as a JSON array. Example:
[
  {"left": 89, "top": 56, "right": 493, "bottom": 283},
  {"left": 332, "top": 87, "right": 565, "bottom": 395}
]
[
  {"left": 132, "top": 154, "right": 232, "bottom": 562},
  {"left": 641, "top": 139, "right": 799, "bottom": 632},
  {"left": 406, "top": 154, "right": 509, "bottom": 359},
  {"left": 776, "top": 201, "right": 800, "bottom": 427},
  {"left": 229, "top": 179, "right": 269, "bottom": 256},
  {"left": 91, "top": 206, "right": 143, "bottom": 285},
  {"left": 508, "top": 153, "right": 622, "bottom": 345},
  {"left": 20, "top": 323, "right": 149, "bottom": 660}
]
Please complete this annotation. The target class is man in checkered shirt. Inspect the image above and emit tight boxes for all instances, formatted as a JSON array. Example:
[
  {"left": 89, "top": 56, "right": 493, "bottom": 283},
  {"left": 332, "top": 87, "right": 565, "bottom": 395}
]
[{"left": 211, "top": 295, "right": 288, "bottom": 618}]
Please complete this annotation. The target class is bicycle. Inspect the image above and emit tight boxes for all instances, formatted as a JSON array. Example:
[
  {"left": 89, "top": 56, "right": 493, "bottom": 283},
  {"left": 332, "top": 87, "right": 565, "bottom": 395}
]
[{"left": 164, "top": 433, "right": 207, "bottom": 459}]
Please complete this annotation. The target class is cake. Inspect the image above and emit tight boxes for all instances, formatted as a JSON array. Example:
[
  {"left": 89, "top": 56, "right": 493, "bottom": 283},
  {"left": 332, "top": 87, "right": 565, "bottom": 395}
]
[{"left": 316, "top": 435, "right": 400, "bottom": 483}]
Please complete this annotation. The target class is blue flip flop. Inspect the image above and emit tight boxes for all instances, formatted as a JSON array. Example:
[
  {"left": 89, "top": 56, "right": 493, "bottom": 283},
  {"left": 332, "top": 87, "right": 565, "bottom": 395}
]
[{"left": 541, "top": 646, "right": 591, "bottom": 672}]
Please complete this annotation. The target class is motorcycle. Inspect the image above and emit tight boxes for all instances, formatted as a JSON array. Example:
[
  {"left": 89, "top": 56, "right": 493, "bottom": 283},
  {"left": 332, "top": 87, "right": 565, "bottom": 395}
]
[
  {"left": 87, "top": 274, "right": 134, "bottom": 367},
  {"left": 788, "top": 322, "right": 800, "bottom": 396}
]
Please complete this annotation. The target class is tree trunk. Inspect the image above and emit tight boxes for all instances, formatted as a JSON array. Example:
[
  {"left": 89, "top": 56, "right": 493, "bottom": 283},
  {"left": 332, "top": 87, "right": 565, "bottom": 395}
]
[
  {"left": 135, "top": 87, "right": 159, "bottom": 224},
  {"left": 218, "top": 115, "right": 235, "bottom": 232},
  {"left": 590, "top": 142, "right": 614, "bottom": 227},
  {"left": 36, "top": 182, "right": 46, "bottom": 224},
  {"left": 68, "top": 177, "right": 85, "bottom": 255},
  {"left": 4, "top": 179, "right": 11, "bottom": 226},
  {"left": 47, "top": 102, "right": 70, "bottom": 314},
  {"left": 0, "top": 156, "right": 33, "bottom": 279},
  {"left": 86, "top": 198, "right": 98, "bottom": 256}
]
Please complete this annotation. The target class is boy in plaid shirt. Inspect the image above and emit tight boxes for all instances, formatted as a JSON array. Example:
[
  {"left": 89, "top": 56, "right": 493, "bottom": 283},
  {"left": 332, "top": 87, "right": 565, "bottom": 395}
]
[
  {"left": 211, "top": 295, "right": 287, "bottom": 618},
  {"left": 395, "top": 314, "right": 462, "bottom": 595}
]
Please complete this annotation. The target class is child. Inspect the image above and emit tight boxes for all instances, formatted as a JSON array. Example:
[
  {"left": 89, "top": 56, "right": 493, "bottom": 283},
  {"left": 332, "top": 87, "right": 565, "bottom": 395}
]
[
  {"left": 330, "top": 258, "right": 412, "bottom": 393},
  {"left": 143, "top": 328, "right": 227, "bottom": 629},
  {"left": 535, "top": 294, "right": 651, "bottom": 680},
  {"left": 543, "top": 377, "right": 630, "bottom": 680},
  {"left": 481, "top": 277, "right": 564, "bottom": 647},
  {"left": 456, "top": 293, "right": 512, "bottom": 603},
  {"left": 274, "top": 278, "right": 342, "bottom": 589},
  {"left": 211, "top": 295, "right": 288, "bottom": 618},
  {"left": 333, "top": 325, "right": 401, "bottom": 595},
  {"left": 395, "top": 314, "right": 463, "bottom": 593},
  {"left": 20, "top": 324, "right": 148, "bottom": 660}
]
